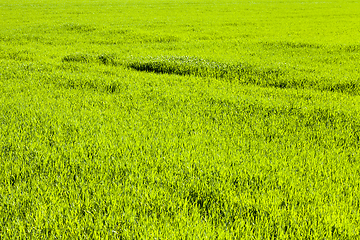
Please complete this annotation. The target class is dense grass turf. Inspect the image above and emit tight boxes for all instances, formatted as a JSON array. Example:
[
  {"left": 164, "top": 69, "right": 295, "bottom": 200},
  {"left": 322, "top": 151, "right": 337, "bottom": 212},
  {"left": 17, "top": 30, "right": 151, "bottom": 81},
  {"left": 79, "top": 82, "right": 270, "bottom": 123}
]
[{"left": 1, "top": 0, "right": 360, "bottom": 239}]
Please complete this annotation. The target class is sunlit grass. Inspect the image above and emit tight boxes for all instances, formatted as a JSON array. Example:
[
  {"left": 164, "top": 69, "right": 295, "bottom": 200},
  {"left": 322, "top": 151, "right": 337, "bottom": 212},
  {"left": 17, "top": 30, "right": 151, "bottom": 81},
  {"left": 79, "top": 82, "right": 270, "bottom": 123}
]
[{"left": 1, "top": 0, "right": 360, "bottom": 239}]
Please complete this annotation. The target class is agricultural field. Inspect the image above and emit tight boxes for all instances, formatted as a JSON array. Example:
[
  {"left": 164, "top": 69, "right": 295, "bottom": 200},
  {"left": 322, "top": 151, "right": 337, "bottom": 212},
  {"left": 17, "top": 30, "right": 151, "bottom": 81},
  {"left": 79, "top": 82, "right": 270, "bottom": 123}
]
[{"left": 1, "top": 0, "right": 360, "bottom": 239}]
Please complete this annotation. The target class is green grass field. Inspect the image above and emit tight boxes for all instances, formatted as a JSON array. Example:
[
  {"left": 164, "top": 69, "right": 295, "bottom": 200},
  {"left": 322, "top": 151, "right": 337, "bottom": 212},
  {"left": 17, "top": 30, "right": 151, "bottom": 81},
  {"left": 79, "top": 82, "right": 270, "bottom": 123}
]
[{"left": 1, "top": 0, "right": 360, "bottom": 239}]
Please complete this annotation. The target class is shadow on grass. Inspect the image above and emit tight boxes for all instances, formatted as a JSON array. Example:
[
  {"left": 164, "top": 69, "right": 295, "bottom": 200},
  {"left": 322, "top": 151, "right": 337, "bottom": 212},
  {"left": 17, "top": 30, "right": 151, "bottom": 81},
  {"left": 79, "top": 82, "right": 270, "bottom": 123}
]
[{"left": 61, "top": 53, "right": 359, "bottom": 94}]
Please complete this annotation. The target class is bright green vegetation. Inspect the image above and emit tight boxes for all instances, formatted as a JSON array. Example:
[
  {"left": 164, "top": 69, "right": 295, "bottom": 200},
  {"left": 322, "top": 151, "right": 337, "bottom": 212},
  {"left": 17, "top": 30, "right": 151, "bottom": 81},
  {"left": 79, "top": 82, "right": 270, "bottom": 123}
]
[{"left": 1, "top": 0, "right": 360, "bottom": 239}]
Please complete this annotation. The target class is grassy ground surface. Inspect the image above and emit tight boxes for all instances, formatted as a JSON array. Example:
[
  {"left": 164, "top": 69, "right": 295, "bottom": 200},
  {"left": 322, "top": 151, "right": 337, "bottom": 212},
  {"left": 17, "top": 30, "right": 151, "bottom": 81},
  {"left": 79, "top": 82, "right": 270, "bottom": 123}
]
[{"left": 1, "top": 0, "right": 360, "bottom": 239}]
